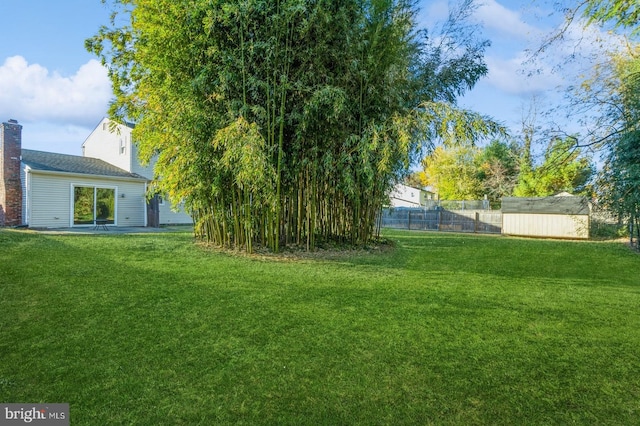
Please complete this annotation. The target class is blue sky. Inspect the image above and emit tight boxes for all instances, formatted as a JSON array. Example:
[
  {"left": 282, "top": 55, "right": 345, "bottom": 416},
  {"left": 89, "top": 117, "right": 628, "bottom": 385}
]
[{"left": 0, "top": 0, "right": 621, "bottom": 156}]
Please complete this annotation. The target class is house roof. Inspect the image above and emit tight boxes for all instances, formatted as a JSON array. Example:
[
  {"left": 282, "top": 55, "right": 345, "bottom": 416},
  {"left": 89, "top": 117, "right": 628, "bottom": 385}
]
[
  {"left": 502, "top": 196, "right": 590, "bottom": 215},
  {"left": 21, "top": 149, "right": 147, "bottom": 180}
]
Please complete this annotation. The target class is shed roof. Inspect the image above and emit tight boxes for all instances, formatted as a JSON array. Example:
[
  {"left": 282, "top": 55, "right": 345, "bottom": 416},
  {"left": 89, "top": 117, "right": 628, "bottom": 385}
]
[
  {"left": 502, "top": 196, "right": 590, "bottom": 215},
  {"left": 21, "top": 149, "right": 147, "bottom": 180}
]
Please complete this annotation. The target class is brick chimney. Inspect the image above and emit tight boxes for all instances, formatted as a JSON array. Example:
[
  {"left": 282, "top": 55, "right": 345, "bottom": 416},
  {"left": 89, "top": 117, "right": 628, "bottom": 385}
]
[{"left": 0, "top": 119, "right": 23, "bottom": 226}]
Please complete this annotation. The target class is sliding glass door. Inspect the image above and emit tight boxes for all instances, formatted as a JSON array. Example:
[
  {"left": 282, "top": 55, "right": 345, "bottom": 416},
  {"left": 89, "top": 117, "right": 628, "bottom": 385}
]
[{"left": 73, "top": 186, "right": 115, "bottom": 225}]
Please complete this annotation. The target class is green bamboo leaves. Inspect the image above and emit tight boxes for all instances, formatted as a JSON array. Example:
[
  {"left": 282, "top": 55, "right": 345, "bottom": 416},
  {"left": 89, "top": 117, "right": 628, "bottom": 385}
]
[{"left": 88, "top": 0, "right": 494, "bottom": 252}]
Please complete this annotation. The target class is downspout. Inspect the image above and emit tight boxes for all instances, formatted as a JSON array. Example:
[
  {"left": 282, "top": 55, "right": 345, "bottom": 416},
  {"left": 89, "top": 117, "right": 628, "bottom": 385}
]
[
  {"left": 23, "top": 165, "right": 30, "bottom": 226},
  {"left": 144, "top": 181, "right": 148, "bottom": 227}
]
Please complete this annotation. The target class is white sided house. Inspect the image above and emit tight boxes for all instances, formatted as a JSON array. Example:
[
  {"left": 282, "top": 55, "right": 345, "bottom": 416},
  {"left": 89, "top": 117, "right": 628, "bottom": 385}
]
[
  {"left": 82, "top": 118, "right": 192, "bottom": 226},
  {"left": 1, "top": 119, "right": 148, "bottom": 228},
  {"left": 0, "top": 118, "right": 191, "bottom": 229},
  {"left": 388, "top": 184, "right": 436, "bottom": 208},
  {"left": 21, "top": 149, "right": 148, "bottom": 228}
]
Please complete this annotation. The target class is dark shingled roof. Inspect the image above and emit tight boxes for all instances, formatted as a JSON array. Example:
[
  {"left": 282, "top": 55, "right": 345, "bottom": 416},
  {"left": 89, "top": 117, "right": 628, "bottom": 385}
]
[
  {"left": 502, "top": 196, "right": 590, "bottom": 215},
  {"left": 21, "top": 149, "right": 147, "bottom": 180}
]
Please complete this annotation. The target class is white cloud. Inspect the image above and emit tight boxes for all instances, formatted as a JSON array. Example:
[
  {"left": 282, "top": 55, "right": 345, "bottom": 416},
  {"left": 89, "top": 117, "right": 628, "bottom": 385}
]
[
  {"left": 0, "top": 56, "right": 111, "bottom": 128},
  {"left": 476, "top": 7, "right": 627, "bottom": 98},
  {"left": 484, "top": 53, "right": 564, "bottom": 95},
  {"left": 437, "top": 0, "right": 628, "bottom": 138},
  {"left": 554, "top": 18, "right": 627, "bottom": 61},
  {"left": 473, "top": 0, "right": 541, "bottom": 39}
]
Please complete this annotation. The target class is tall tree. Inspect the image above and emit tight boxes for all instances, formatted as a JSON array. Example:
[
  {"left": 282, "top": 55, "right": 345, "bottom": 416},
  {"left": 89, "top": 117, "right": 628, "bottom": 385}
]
[
  {"left": 87, "top": 0, "right": 497, "bottom": 251},
  {"left": 547, "top": 1, "right": 640, "bottom": 243},
  {"left": 476, "top": 140, "right": 520, "bottom": 202},
  {"left": 526, "top": 0, "right": 639, "bottom": 244},
  {"left": 513, "top": 136, "right": 593, "bottom": 197},
  {"left": 419, "top": 145, "right": 483, "bottom": 200},
  {"left": 595, "top": 48, "right": 640, "bottom": 245},
  {"left": 415, "top": 140, "right": 518, "bottom": 203}
]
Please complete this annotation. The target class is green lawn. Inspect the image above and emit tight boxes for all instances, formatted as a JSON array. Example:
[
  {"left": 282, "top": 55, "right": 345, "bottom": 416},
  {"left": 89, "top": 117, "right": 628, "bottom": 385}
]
[{"left": 1, "top": 229, "right": 639, "bottom": 425}]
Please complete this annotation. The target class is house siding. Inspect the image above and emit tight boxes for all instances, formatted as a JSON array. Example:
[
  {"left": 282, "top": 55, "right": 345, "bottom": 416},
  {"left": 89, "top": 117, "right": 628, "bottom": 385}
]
[
  {"left": 82, "top": 118, "right": 133, "bottom": 172},
  {"left": 159, "top": 201, "right": 192, "bottom": 225},
  {"left": 83, "top": 118, "right": 193, "bottom": 225},
  {"left": 129, "top": 146, "right": 192, "bottom": 224},
  {"left": 502, "top": 213, "right": 589, "bottom": 239},
  {"left": 115, "top": 181, "right": 148, "bottom": 227},
  {"left": 27, "top": 171, "right": 146, "bottom": 228},
  {"left": 389, "top": 184, "right": 434, "bottom": 208},
  {"left": 130, "top": 143, "right": 153, "bottom": 179}
]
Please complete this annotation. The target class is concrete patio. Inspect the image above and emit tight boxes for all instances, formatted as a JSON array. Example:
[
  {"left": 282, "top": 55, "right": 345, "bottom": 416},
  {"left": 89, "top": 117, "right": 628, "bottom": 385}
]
[{"left": 25, "top": 225, "right": 193, "bottom": 235}]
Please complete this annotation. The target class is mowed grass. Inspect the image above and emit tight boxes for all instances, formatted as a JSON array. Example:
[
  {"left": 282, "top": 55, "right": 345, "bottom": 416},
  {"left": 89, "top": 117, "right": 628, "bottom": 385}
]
[{"left": 0, "top": 229, "right": 639, "bottom": 425}]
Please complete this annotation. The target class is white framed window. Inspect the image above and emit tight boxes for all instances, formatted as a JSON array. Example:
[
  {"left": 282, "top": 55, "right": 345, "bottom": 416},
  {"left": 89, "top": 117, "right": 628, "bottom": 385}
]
[{"left": 120, "top": 138, "right": 126, "bottom": 155}]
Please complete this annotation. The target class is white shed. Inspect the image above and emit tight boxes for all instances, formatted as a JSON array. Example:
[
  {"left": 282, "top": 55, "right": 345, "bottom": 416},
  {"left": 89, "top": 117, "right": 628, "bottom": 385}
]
[{"left": 502, "top": 195, "right": 590, "bottom": 239}]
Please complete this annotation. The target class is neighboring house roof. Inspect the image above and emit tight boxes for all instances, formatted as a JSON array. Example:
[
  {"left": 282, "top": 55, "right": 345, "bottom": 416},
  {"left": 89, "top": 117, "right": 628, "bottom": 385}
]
[
  {"left": 21, "top": 149, "right": 147, "bottom": 180},
  {"left": 502, "top": 196, "right": 590, "bottom": 215}
]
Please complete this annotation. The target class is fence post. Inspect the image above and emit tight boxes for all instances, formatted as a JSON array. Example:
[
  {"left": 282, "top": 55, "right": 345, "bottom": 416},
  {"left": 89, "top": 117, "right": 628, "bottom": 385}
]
[
  {"left": 475, "top": 211, "right": 479, "bottom": 233},
  {"left": 408, "top": 211, "right": 411, "bottom": 230}
]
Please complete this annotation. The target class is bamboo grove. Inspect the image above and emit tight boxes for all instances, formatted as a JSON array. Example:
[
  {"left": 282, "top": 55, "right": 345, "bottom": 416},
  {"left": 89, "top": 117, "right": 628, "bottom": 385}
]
[{"left": 87, "top": 0, "right": 497, "bottom": 252}]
